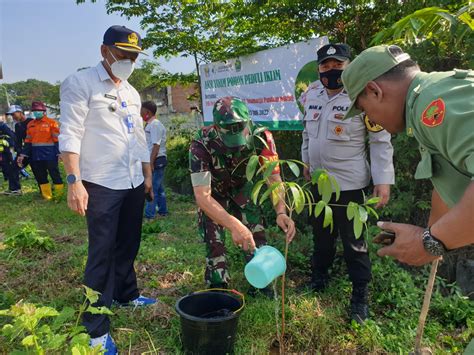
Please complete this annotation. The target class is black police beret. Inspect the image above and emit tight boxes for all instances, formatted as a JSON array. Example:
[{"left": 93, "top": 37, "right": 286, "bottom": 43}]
[
  {"left": 317, "top": 43, "right": 351, "bottom": 64},
  {"left": 103, "top": 25, "right": 146, "bottom": 54}
]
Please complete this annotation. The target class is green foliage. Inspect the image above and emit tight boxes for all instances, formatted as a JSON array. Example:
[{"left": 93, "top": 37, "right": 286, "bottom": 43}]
[
  {"left": 371, "top": 2, "right": 473, "bottom": 70},
  {"left": 4, "top": 222, "right": 55, "bottom": 252},
  {"left": 1, "top": 79, "right": 60, "bottom": 112},
  {"left": 128, "top": 59, "right": 197, "bottom": 93},
  {"left": 371, "top": 3, "right": 473, "bottom": 47},
  {"left": 141, "top": 220, "right": 163, "bottom": 238},
  {"left": 164, "top": 124, "right": 194, "bottom": 195},
  {"left": 0, "top": 286, "right": 110, "bottom": 354}
]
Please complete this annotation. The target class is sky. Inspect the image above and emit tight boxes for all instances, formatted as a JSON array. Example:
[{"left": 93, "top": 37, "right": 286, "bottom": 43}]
[{"left": 0, "top": 0, "right": 196, "bottom": 84}]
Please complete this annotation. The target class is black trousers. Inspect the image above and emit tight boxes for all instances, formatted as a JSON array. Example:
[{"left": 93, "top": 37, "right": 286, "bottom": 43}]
[
  {"left": 311, "top": 187, "right": 371, "bottom": 285},
  {"left": 30, "top": 160, "right": 63, "bottom": 185},
  {"left": 1, "top": 151, "right": 20, "bottom": 191},
  {"left": 82, "top": 181, "right": 145, "bottom": 337}
]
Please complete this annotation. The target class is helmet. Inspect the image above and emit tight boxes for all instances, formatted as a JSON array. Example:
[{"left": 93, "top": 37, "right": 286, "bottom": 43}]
[{"left": 213, "top": 97, "right": 250, "bottom": 147}]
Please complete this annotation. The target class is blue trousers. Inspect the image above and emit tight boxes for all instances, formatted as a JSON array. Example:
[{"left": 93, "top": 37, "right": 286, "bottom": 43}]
[
  {"left": 145, "top": 156, "right": 168, "bottom": 218},
  {"left": 1, "top": 151, "right": 20, "bottom": 191}
]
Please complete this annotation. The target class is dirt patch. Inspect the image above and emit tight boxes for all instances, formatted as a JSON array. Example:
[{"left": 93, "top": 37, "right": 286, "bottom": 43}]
[{"left": 55, "top": 234, "right": 84, "bottom": 246}]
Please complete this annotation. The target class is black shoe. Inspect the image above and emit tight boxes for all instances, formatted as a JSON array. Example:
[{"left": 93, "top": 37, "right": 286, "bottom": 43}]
[
  {"left": 248, "top": 286, "right": 274, "bottom": 299},
  {"left": 350, "top": 283, "right": 369, "bottom": 324},
  {"left": 350, "top": 302, "right": 369, "bottom": 324},
  {"left": 310, "top": 271, "right": 329, "bottom": 292}
]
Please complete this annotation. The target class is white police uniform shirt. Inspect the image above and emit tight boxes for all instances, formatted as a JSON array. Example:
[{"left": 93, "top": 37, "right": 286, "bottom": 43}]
[
  {"left": 300, "top": 80, "right": 394, "bottom": 191},
  {"left": 144, "top": 117, "right": 167, "bottom": 157},
  {"left": 59, "top": 62, "right": 149, "bottom": 190}
]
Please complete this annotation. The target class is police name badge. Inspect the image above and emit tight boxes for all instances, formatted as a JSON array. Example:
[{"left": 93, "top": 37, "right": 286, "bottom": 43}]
[{"left": 125, "top": 114, "right": 135, "bottom": 133}]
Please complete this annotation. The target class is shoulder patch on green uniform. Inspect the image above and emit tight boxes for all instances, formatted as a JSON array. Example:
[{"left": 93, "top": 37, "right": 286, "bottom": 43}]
[
  {"left": 421, "top": 98, "right": 445, "bottom": 127},
  {"left": 364, "top": 115, "right": 384, "bottom": 132}
]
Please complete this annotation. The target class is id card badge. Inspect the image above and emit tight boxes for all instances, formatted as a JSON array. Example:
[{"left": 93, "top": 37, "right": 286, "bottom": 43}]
[{"left": 125, "top": 114, "right": 135, "bottom": 134}]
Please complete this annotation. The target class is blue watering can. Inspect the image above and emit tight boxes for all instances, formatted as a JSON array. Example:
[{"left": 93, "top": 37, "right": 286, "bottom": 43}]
[{"left": 244, "top": 246, "right": 286, "bottom": 289}]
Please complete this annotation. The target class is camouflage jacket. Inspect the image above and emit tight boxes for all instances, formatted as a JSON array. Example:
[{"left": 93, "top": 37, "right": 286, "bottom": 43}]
[{"left": 189, "top": 124, "right": 279, "bottom": 207}]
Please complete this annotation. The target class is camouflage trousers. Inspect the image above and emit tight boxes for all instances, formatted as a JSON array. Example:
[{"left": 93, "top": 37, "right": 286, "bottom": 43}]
[{"left": 198, "top": 199, "right": 266, "bottom": 286}]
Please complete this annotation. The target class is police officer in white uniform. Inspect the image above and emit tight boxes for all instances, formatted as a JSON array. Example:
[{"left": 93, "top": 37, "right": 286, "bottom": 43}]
[{"left": 300, "top": 43, "right": 395, "bottom": 323}]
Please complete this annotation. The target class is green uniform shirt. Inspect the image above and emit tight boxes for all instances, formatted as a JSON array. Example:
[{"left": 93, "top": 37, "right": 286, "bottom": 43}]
[{"left": 405, "top": 69, "right": 474, "bottom": 207}]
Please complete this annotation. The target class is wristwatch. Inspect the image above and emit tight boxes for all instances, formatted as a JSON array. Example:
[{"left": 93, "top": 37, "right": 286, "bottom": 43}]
[
  {"left": 422, "top": 228, "right": 447, "bottom": 257},
  {"left": 66, "top": 174, "right": 81, "bottom": 185}
]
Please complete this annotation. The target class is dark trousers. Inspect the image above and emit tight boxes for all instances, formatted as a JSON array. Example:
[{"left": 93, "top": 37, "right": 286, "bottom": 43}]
[
  {"left": 1, "top": 151, "right": 20, "bottom": 191},
  {"left": 30, "top": 160, "right": 63, "bottom": 185},
  {"left": 82, "top": 181, "right": 145, "bottom": 337},
  {"left": 311, "top": 187, "right": 371, "bottom": 285}
]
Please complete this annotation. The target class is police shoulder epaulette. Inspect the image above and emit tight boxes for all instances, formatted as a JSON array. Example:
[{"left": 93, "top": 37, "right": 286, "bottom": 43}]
[{"left": 364, "top": 115, "right": 384, "bottom": 133}]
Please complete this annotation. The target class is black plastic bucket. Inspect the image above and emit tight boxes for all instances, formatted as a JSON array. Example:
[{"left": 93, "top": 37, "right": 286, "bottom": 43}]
[{"left": 175, "top": 289, "right": 244, "bottom": 354}]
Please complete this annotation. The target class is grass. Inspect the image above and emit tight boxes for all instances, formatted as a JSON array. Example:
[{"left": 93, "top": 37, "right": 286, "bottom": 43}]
[{"left": 0, "top": 174, "right": 473, "bottom": 354}]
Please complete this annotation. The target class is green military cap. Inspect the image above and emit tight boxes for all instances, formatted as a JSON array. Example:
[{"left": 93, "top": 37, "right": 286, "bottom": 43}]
[
  {"left": 213, "top": 96, "right": 250, "bottom": 147},
  {"left": 342, "top": 45, "right": 411, "bottom": 119}
]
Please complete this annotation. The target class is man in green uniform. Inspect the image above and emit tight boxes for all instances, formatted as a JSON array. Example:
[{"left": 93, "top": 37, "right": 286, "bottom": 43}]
[
  {"left": 341, "top": 44, "right": 474, "bottom": 266},
  {"left": 189, "top": 96, "right": 295, "bottom": 291}
]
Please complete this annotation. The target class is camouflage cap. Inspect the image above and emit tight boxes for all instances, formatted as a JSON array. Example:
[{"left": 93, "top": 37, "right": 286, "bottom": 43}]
[
  {"left": 342, "top": 45, "right": 411, "bottom": 119},
  {"left": 213, "top": 97, "right": 250, "bottom": 147}
]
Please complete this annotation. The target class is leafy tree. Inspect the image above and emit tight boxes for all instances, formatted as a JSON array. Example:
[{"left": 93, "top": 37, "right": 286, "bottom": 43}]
[
  {"left": 371, "top": 2, "right": 473, "bottom": 69},
  {"left": 129, "top": 59, "right": 197, "bottom": 92},
  {"left": 2, "top": 79, "right": 60, "bottom": 112}
]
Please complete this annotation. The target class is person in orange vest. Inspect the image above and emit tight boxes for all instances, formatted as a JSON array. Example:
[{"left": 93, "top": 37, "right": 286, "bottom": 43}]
[{"left": 17, "top": 101, "right": 63, "bottom": 200}]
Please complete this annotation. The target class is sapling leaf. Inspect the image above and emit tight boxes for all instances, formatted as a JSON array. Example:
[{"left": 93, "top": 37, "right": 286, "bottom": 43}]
[
  {"left": 246, "top": 155, "right": 259, "bottom": 181},
  {"left": 366, "top": 206, "right": 379, "bottom": 219},
  {"left": 323, "top": 205, "right": 334, "bottom": 232},
  {"left": 353, "top": 212, "right": 363, "bottom": 239},
  {"left": 346, "top": 202, "right": 358, "bottom": 221},
  {"left": 328, "top": 174, "right": 340, "bottom": 201},
  {"left": 263, "top": 161, "right": 279, "bottom": 180},
  {"left": 286, "top": 160, "right": 300, "bottom": 178},
  {"left": 311, "top": 168, "right": 325, "bottom": 185},
  {"left": 251, "top": 180, "right": 265, "bottom": 205},
  {"left": 365, "top": 196, "right": 380, "bottom": 205},
  {"left": 86, "top": 306, "right": 113, "bottom": 315},
  {"left": 315, "top": 200, "right": 326, "bottom": 217},
  {"left": 358, "top": 206, "right": 368, "bottom": 223}
]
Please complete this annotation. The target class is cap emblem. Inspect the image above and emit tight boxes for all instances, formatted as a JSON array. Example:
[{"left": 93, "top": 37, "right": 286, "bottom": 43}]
[
  {"left": 327, "top": 46, "right": 336, "bottom": 55},
  {"left": 128, "top": 32, "right": 139, "bottom": 46}
]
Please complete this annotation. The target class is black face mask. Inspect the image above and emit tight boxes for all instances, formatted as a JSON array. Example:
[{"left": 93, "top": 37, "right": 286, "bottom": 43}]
[{"left": 319, "top": 68, "right": 344, "bottom": 90}]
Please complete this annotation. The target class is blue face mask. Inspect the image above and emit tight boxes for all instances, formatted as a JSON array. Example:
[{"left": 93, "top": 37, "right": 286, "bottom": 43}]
[{"left": 33, "top": 111, "right": 44, "bottom": 119}]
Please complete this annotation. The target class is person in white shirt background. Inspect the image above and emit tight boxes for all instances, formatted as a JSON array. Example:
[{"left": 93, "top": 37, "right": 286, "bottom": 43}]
[
  {"left": 141, "top": 100, "right": 168, "bottom": 220},
  {"left": 59, "top": 25, "right": 155, "bottom": 354}
]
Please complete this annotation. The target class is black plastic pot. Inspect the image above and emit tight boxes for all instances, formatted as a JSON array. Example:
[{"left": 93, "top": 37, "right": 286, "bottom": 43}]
[{"left": 175, "top": 289, "right": 244, "bottom": 355}]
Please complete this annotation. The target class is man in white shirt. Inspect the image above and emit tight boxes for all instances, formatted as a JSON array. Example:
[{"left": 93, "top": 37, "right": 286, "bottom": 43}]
[
  {"left": 141, "top": 101, "right": 168, "bottom": 219},
  {"left": 59, "top": 25, "right": 155, "bottom": 354}
]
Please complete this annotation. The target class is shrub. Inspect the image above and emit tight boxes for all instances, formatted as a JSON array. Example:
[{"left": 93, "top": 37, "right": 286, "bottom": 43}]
[{"left": 4, "top": 222, "right": 55, "bottom": 251}]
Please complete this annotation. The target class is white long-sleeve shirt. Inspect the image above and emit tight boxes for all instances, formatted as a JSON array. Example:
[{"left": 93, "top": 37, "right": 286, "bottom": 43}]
[
  {"left": 300, "top": 81, "right": 394, "bottom": 191},
  {"left": 59, "top": 62, "right": 149, "bottom": 190}
]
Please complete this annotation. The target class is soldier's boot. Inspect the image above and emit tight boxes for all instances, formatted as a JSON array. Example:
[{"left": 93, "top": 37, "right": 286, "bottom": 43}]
[
  {"left": 39, "top": 183, "right": 53, "bottom": 200},
  {"left": 350, "top": 283, "right": 369, "bottom": 324},
  {"left": 54, "top": 183, "right": 64, "bottom": 199},
  {"left": 310, "top": 270, "right": 329, "bottom": 292}
]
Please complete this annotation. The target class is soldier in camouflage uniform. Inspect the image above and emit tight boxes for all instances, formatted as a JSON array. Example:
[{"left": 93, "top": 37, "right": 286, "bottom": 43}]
[{"left": 189, "top": 97, "right": 296, "bottom": 290}]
